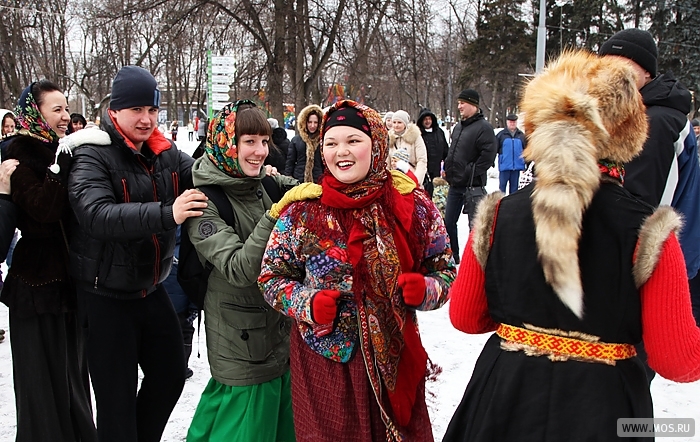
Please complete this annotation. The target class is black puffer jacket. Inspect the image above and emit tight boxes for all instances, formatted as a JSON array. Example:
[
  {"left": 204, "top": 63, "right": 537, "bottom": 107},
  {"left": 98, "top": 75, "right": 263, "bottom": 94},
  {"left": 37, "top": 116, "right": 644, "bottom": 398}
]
[
  {"left": 444, "top": 112, "right": 497, "bottom": 187},
  {"left": 417, "top": 108, "right": 449, "bottom": 179},
  {"left": 68, "top": 118, "right": 194, "bottom": 299}
]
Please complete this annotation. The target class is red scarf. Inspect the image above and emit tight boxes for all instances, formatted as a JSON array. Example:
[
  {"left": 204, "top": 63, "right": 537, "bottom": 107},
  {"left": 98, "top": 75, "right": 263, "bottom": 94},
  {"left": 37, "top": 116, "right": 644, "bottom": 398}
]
[{"left": 321, "top": 173, "right": 427, "bottom": 429}]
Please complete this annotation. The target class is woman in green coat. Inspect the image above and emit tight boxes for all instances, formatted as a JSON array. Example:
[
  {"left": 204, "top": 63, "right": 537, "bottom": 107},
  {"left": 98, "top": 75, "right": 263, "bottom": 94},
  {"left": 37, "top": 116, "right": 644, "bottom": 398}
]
[{"left": 185, "top": 100, "right": 320, "bottom": 442}]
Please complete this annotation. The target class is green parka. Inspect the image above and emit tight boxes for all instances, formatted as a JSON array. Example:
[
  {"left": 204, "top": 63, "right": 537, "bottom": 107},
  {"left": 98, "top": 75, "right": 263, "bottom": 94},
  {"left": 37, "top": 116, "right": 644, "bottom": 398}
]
[{"left": 185, "top": 155, "right": 297, "bottom": 386}]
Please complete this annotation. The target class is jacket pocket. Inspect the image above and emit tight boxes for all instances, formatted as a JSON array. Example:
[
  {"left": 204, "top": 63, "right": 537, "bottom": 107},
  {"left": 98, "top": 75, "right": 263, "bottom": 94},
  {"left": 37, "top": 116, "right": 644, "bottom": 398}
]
[{"left": 219, "top": 301, "right": 270, "bottom": 362}]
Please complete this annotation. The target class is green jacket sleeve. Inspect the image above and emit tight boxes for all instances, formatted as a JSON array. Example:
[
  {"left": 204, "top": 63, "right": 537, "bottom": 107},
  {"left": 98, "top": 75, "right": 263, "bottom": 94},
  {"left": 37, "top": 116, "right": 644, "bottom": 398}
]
[{"left": 185, "top": 200, "right": 277, "bottom": 288}]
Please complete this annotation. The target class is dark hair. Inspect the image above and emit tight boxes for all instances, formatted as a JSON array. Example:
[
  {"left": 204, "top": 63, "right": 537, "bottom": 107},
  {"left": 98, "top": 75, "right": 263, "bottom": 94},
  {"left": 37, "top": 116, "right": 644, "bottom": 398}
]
[
  {"left": 2, "top": 112, "right": 14, "bottom": 135},
  {"left": 2, "top": 112, "right": 13, "bottom": 125},
  {"left": 235, "top": 106, "right": 272, "bottom": 138},
  {"left": 31, "top": 80, "right": 62, "bottom": 107},
  {"left": 68, "top": 113, "right": 87, "bottom": 134}
]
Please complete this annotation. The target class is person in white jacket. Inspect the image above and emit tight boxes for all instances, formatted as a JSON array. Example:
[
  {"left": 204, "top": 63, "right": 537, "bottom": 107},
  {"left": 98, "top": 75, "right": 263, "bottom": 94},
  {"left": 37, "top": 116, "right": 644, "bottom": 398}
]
[{"left": 389, "top": 110, "right": 428, "bottom": 186}]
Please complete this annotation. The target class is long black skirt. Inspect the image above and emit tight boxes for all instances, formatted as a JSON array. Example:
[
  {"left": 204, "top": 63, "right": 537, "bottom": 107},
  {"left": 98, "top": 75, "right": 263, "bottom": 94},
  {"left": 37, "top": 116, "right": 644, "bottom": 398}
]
[
  {"left": 442, "top": 333, "right": 653, "bottom": 442},
  {"left": 9, "top": 310, "right": 97, "bottom": 442}
]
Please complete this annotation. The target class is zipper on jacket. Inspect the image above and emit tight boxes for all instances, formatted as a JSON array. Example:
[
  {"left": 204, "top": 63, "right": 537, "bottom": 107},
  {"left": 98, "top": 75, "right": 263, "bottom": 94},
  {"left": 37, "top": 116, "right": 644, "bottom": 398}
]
[
  {"left": 137, "top": 156, "right": 162, "bottom": 285},
  {"left": 121, "top": 178, "right": 131, "bottom": 202},
  {"left": 172, "top": 172, "right": 179, "bottom": 197},
  {"left": 152, "top": 233, "right": 160, "bottom": 286},
  {"left": 93, "top": 242, "right": 107, "bottom": 289},
  {"left": 220, "top": 301, "right": 269, "bottom": 313}
]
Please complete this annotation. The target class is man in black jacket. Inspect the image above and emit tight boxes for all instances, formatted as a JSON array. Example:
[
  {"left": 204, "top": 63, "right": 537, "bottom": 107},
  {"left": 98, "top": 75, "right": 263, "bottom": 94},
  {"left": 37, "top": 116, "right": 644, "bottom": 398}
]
[
  {"left": 600, "top": 29, "right": 700, "bottom": 328},
  {"left": 68, "top": 66, "right": 207, "bottom": 442},
  {"left": 443, "top": 89, "right": 497, "bottom": 263},
  {"left": 417, "top": 108, "right": 449, "bottom": 197}
]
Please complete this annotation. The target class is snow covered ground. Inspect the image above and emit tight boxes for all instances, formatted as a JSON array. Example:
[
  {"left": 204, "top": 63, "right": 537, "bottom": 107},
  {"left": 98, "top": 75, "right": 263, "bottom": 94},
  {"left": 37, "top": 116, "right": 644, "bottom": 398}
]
[{"left": 0, "top": 136, "right": 698, "bottom": 441}]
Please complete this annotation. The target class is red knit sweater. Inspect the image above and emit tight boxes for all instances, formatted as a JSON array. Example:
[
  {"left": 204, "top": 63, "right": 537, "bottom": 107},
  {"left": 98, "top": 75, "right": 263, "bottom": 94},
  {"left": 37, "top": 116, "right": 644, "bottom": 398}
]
[{"left": 449, "top": 232, "right": 700, "bottom": 382}]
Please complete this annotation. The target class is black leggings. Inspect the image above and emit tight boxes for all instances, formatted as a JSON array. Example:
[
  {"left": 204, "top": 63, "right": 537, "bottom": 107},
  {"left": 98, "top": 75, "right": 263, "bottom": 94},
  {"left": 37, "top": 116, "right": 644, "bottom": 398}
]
[{"left": 78, "top": 286, "right": 186, "bottom": 442}]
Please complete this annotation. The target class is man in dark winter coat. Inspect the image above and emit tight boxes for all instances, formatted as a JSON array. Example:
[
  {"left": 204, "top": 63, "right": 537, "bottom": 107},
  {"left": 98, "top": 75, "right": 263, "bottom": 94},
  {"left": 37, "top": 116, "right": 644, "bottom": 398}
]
[
  {"left": 600, "top": 29, "right": 700, "bottom": 328},
  {"left": 443, "top": 89, "right": 497, "bottom": 263},
  {"left": 67, "top": 66, "right": 207, "bottom": 442},
  {"left": 496, "top": 113, "right": 527, "bottom": 195},
  {"left": 417, "top": 108, "right": 449, "bottom": 197},
  {"left": 266, "top": 117, "right": 289, "bottom": 173}
]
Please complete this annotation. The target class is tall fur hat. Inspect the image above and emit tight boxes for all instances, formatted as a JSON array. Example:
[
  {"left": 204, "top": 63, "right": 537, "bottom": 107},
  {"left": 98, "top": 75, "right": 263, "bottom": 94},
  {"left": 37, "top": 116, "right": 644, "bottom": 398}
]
[{"left": 520, "top": 50, "right": 648, "bottom": 318}]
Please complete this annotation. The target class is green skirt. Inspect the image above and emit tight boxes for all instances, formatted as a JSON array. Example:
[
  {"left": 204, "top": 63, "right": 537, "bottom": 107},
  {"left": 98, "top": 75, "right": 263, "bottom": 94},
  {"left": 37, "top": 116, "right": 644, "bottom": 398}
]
[{"left": 187, "top": 371, "right": 295, "bottom": 442}]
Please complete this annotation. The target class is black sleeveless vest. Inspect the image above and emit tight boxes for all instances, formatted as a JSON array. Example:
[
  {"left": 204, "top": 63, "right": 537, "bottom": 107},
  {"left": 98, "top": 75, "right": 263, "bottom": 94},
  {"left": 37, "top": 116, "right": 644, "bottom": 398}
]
[{"left": 485, "top": 182, "right": 655, "bottom": 344}]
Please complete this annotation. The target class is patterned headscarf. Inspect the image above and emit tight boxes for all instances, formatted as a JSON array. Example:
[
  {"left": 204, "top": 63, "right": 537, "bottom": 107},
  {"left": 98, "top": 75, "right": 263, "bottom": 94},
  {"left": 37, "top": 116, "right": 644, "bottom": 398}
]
[
  {"left": 204, "top": 100, "right": 256, "bottom": 178},
  {"left": 320, "top": 100, "right": 389, "bottom": 198},
  {"left": 14, "top": 83, "right": 60, "bottom": 144}
]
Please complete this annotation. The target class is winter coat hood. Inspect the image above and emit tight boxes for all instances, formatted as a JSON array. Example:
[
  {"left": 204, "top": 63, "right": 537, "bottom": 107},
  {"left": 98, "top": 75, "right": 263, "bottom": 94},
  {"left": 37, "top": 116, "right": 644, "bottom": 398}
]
[
  {"left": 296, "top": 104, "right": 323, "bottom": 182},
  {"left": 640, "top": 73, "right": 693, "bottom": 115},
  {"left": 520, "top": 50, "right": 648, "bottom": 318},
  {"left": 417, "top": 108, "right": 439, "bottom": 132}
]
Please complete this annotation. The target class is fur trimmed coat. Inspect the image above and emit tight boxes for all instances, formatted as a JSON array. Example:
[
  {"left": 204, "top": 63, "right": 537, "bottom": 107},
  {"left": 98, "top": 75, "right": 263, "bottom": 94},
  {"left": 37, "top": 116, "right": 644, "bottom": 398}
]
[
  {"left": 389, "top": 123, "right": 428, "bottom": 185},
  {"left": 1, "top": 135, "right": 75, "bottom": 317},
  {"left": 285, "top": 105, "right": 323, "bottom": 183}
]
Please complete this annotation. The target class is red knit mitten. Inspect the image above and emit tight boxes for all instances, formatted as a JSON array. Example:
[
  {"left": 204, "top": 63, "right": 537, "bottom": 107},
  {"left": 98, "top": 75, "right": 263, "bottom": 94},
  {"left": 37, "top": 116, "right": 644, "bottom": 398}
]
[
  {"left": 398, "top": 273, "right": 426, "bottom": 307},
  {"left": 311, "top": 290, "right": 341, "bottom": 325}
]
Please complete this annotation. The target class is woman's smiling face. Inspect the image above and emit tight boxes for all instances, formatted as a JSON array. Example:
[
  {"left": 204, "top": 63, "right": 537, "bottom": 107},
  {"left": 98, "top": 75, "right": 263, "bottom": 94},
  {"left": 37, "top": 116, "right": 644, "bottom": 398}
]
[
  {"left": 237, "top": 134, "right": 269, "bottom": 177},
  {"left": 322, "top": 126, "right": 372, "bottom": 184},
  {"left": 38, "top": 90, "right": 70, "bottom": 138}
]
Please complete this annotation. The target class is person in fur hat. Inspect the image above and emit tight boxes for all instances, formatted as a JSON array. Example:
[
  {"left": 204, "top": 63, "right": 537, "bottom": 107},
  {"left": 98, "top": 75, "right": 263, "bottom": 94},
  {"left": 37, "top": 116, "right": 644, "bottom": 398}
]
[
  {"left": 285, "top": 104, "right": 324, "bottom": 182},
  {"left": 389, "top": 110, "right": 428, "bottom": 187},
  {"left": 259, "top": 100, "right": 455, "bottom": 441},
  {"left": 443, "top": 50, "right": 700, "bottom": 442}
]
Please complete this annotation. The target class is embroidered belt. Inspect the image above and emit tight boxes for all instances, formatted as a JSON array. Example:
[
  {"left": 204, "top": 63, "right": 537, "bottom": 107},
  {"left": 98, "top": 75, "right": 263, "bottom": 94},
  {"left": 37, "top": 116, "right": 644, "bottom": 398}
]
[{"left": 496, "top": 323, "right": 636, "bottom": 365}]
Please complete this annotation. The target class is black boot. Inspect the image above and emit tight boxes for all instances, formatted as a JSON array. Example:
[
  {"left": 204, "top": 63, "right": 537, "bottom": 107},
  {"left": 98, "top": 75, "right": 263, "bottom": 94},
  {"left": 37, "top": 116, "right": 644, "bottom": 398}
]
[{"left": 178, "top": 311, "right": 195, "bottom": 378}]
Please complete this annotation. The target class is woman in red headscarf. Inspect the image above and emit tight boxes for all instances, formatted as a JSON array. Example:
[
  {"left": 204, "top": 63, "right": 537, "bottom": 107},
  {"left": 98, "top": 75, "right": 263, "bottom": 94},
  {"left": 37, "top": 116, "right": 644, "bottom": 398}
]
[{"left": 259, "top": 100, "right": 456, "bottom": 441}]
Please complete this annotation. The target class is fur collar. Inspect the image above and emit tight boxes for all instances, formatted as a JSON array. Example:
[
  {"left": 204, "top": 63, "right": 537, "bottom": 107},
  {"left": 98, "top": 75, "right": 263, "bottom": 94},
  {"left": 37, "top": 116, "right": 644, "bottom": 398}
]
[
  {"left": 471, "top": 191, "right": 504, "bottom": 269},
  {"left": 633, "top": 206, "right": 683, "bottom": 287},
  {"left": 389, "top": 123, "right": 421, "bottom": 147},
  {"left": 297, "top": 104, "right": 323, "bottom": 147},
  {"left": 60, "top": 127, "right": 112, "bottom": 151}
]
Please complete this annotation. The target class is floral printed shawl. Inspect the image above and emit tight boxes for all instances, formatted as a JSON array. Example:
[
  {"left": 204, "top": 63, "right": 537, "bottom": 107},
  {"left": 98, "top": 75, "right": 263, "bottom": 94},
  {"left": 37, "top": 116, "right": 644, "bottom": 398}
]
[
  {"left": 204, "top": 100, "right": 255, "bottom": 178},
  {"left": 14, "top": 83, "right": 60, "bottom": 144}
]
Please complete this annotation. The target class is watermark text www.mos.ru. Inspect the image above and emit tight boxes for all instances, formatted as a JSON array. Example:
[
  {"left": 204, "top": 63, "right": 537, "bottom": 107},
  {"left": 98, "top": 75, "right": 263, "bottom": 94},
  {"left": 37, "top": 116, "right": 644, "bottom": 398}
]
[{"left": 617, "top": 418, "right": 695, "bottom": 437}]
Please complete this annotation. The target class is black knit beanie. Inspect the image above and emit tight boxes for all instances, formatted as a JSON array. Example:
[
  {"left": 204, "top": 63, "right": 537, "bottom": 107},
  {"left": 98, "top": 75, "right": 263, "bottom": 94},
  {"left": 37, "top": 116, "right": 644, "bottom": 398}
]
[
  {"left": 599, "top": 29, "right": 658, "bottom": 77},
  {"left": 457, "top": 89, "right": 479, "bottom": 106},
  {"left": 109, "top": 66, "right": 161, "bottom": 110}
]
